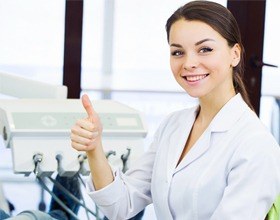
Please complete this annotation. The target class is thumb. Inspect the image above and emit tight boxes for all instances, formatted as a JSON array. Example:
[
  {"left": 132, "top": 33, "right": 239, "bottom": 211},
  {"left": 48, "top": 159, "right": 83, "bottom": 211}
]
[{"left": 82, "top": 94, "right": 95, "bottom": 118}]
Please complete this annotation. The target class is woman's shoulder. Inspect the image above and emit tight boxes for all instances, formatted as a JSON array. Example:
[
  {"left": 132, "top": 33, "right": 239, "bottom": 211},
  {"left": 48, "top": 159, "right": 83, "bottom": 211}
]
[
  {"left": 239, "top": 109, "right": 277, "bottom": 140},
  {"left": 232, "top": 108, "right": 280, "bottom": 158}
]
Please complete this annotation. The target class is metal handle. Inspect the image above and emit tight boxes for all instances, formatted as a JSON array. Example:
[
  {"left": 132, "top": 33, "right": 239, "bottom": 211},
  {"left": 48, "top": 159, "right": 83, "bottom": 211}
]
[
  {"left": 121, "top": 148, "right": 131, "bottom": 173},
  {"left": 250, "top": 56, "right": 278, "bottom": 68}
]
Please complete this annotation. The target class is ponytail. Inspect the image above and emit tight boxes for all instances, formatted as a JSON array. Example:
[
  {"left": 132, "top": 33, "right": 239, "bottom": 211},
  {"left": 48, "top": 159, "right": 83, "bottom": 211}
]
[
  {"left": 233, "top": 72, "right": 254, "bottom": 110},
  {"left": 232, "top": 46, "right": 254, "bottom": 111}
]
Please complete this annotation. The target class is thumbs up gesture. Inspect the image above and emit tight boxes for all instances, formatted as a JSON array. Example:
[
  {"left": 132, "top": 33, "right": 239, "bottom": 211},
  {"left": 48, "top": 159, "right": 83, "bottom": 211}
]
[{"left": 71, "top": 94, "right": 103, "bottom": 152}]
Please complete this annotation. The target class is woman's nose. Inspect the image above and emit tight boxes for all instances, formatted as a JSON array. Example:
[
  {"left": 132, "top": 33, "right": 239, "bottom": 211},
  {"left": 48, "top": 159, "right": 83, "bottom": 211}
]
[{"left": 183, "top": 53, "right": 198, "bottom": 71}]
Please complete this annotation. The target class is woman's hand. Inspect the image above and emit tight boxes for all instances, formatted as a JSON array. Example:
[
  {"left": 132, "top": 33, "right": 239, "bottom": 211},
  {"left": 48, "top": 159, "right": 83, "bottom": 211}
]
[{"left": 71, "top": 94, "right": 103, "bottom": 152}]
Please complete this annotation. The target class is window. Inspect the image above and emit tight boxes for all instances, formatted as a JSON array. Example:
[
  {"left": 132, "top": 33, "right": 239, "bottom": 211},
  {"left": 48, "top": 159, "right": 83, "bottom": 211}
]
[
  {"left": 260, "top": 0, "right": 280, "bottom": 142},
  {"left": 262, "top": 0, "right": 280, "bottom": 97},
  {"left": 0, "top": 0, "right": 65, "bottom": 84}
]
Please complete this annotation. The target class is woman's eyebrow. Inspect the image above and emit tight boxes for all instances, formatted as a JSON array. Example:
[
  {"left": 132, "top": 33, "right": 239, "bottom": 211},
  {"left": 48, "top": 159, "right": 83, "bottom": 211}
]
[
  {"left": 170, "top": 38, "right": 215, "bottom": 48},
  {"left": 170, "top": 43, "right": 183, "bottom": 48},
  {"left": 195, "top": 38, "right": 215, "bottom": 46}
]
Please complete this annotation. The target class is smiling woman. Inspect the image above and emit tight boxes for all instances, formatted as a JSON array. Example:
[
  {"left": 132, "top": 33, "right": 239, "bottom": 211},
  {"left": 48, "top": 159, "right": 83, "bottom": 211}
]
[
  {"left": 168, "top": 20, "right": 240, "bottom": 100},
  {"left": 70, "top": 1, "right": 280, "bottom": 220},
  {"left": 166, "top": 2, "right": 252, "bottom": 110}
]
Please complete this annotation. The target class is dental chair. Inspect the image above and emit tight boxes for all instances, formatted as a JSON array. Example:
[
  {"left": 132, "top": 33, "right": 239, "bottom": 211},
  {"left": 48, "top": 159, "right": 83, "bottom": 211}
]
[{"left": 266, "top": 195, "right": 280, "bottom": 220}]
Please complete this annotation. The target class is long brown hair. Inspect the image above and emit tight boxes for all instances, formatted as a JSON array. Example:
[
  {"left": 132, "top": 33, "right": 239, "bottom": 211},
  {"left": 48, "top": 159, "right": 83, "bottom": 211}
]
[{"left": 166, "top": 0, "right": 253, "bottom": 109}]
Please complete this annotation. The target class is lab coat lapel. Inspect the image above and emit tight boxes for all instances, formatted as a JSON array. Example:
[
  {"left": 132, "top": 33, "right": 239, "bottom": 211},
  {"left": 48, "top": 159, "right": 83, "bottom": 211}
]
[
  {"left": 166, "top": 106, "right": 198, "bottom": 181},
  {"left": 174, "top": 127, "right": 212, "bottom": 173}
]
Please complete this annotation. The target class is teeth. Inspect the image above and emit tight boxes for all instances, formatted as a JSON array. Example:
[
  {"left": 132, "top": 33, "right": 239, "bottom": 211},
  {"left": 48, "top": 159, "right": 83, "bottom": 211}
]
[{"left": 185, "top": 74, "right": 208, "bottom": 82}]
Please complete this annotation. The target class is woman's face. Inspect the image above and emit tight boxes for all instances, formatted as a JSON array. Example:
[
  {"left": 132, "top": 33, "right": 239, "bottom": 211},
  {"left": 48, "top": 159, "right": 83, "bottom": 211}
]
[{"left": 169, "top": 19, "right": 240, "bottom": 99}]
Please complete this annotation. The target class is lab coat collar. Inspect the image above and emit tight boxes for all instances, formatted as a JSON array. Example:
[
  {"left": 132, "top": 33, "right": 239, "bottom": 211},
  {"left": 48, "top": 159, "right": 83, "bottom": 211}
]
[
  {"left": 170, "top": 93, "right": 250, "bottom": 175},
  {"left": 209, "top": 93, "right": 251, "bottom": 132}
]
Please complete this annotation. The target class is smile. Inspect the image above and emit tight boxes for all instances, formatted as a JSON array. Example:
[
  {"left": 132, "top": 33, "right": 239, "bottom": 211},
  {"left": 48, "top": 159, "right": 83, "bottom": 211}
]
[{"left": 184, "top": 74, "right": 209, "bottom": 82}]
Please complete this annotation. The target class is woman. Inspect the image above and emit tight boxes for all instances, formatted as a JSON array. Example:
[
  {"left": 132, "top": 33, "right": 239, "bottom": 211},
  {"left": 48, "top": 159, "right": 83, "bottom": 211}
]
[{"left": 71, "top": 1, "right": 280, "bottom": 219}]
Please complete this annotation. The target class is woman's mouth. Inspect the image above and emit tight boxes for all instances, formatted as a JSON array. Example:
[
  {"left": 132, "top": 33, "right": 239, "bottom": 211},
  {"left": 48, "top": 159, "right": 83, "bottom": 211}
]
[{"left": 184, "top": 74, "right": 209, "bottom": 82}]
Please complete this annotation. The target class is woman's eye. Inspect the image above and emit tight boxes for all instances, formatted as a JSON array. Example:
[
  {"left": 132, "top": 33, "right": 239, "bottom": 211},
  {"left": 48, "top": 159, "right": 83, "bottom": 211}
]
[
  {"left": 171, "top": 50, "right": 183, "bottom": 56},
  {"left": 199, "top": 47, "right": 213, "bottom": 53}
]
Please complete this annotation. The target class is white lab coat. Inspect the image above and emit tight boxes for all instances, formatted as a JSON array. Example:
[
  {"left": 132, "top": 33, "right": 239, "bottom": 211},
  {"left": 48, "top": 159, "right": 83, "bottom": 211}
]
[{"left": 87, "top": 94, "right": 280, "bottom": 220}]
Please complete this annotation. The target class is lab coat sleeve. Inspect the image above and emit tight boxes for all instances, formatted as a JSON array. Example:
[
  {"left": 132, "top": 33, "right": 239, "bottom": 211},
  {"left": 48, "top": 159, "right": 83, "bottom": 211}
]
[
  {"left": 210, "top": 132, "right": 280, "bottom": 220},
  {"left": 86, "top": 123, "right": 164, "bottom": 220}
]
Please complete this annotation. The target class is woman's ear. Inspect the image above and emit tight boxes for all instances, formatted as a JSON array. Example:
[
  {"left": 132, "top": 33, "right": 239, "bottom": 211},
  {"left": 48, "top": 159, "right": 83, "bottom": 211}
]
[{"left": 231, "top": 43, "right": 241, "bottom": 67}]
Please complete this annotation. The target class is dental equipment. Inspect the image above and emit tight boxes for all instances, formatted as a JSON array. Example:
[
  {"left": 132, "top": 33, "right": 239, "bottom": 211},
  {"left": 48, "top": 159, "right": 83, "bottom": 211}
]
[{"left": 0, "top": 99, "right": 147, "bottom": 177}]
